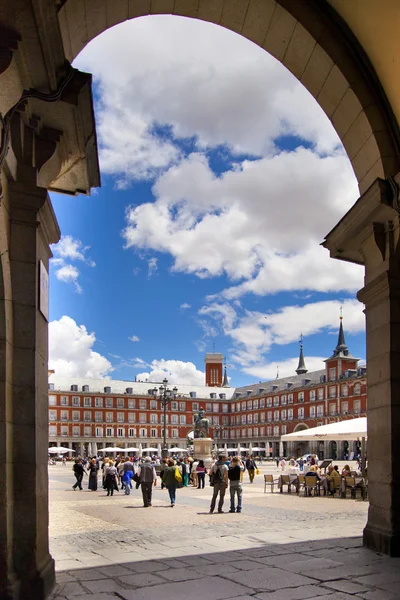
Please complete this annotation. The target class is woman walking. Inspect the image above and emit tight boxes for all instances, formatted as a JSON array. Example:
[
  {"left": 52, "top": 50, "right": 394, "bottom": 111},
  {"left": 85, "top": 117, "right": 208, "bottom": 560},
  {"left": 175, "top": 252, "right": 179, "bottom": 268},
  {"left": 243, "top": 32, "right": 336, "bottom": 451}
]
[
  {"left": 88, "top": 458, "right": 99, "bottom": 491},
  {"left": 183, "top": 458, "right": 190, "bottom": 487},
  {"left": 191, "top": 458, "right": 199, "bottom": 487},
  {"left": 196, "top": 460, "right": 206, "bottom": 489},
  {"left": 104, "top": 460, "right": 119, "bottom": 496},
  {"left": 162, "top": 459, "right": 180, "bottom": 507}
]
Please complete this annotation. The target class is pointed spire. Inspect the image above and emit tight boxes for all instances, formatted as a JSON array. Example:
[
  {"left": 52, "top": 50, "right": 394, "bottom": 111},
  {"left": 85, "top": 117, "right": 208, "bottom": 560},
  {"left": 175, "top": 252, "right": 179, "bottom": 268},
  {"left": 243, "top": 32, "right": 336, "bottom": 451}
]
[
  {"left": 276, "top": 365, "right": 279, "bottom": 379},
  {"left": 335, "top": 308, "right": 348, "bottom": 355},
  {"left": 296, "top": 333, "right": 308, "bottom": 375},
  {"left": 222, "top": 365, "right": 229, "bottom": 388}
]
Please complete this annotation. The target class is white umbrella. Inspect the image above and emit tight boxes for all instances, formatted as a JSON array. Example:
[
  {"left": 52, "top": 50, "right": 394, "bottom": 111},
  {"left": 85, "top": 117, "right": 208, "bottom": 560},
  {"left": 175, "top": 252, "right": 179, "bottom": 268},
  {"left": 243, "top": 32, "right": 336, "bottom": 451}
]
[
  {"left": 281, "top": 417, "right": 367, "bottom": 442},
  {"left": 169, "top": 447, "right": 188, "bottom": 452},
  {"left": 142, "top": 447, "right": 158, "bottom": 452},
  {"left": 48, "top": 446, "right": 75, "bottom": 454},
  {"left": 125, "top": 447, "right": 139, "bottom": 452},
  {"left": 249, "top": 442, "right": 253, "bottom": 455},
  {"left": 138, "top": 443, "right": 143, "bottom": 455},
  {"left": 97, "top": 446, "right": 124, "bottom": 453},
  {"left": 157, "top": 443, "right": 162, "bottom": 455},
  {"left": 227, "top": 448, "right": 238, "bottom": 452}
]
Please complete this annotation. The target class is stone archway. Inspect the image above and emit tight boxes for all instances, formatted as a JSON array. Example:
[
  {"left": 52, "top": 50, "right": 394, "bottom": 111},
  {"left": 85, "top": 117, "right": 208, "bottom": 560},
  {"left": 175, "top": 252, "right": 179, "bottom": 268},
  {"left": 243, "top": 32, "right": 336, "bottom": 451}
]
[
  {"left": 57, "top": 0, "right": 400, "bottom": 194},
  {"left": 1, "top": 2, "right": 400, "bottom": 597}
]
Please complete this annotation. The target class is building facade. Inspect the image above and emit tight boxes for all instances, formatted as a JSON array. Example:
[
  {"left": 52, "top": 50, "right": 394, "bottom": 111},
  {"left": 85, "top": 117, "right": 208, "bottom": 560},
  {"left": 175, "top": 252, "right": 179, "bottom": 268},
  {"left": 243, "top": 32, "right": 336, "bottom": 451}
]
[{"left": 49, "top": 320, "right": 366, "bottom": 460}]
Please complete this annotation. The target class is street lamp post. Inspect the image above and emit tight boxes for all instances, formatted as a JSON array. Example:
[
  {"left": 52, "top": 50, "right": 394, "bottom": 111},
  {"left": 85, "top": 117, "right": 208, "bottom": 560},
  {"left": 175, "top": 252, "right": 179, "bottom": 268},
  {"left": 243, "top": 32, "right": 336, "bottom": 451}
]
[
  {"left": 213, "top": 424, "right": 225, "bottom": 448},
  {"left": 153, "top": 378, "right": 178, "bottom": 459}
]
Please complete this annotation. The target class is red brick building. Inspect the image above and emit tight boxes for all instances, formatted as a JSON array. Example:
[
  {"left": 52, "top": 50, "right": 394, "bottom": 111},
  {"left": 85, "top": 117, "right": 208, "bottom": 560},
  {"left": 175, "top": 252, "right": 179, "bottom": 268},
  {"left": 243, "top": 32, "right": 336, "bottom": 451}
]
[{"left": 48, "top": 319, "right": 366, "bottom": 460}]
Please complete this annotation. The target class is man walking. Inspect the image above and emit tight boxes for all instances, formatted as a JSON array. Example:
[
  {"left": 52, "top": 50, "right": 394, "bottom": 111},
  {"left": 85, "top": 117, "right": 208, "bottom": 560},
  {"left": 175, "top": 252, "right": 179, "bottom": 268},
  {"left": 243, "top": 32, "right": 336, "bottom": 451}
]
[
  {"left": 137, "top": 457, "right": 157, "bottom": 507},
  {"left": 246, "top": 455, "right": 257, "bottom": 483},
  {"left": 209, "top": 455, "right": 229, "bottom": 514},
  {"left": 72, "top": 458, "right": 86, "bottom": 490}
]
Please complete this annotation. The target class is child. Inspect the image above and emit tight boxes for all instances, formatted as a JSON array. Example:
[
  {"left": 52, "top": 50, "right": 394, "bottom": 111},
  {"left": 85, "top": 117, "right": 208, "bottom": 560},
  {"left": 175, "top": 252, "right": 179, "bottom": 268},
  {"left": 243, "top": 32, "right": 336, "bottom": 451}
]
[{"left": 228, "top": 456, "right": 244, "bottom": 513}]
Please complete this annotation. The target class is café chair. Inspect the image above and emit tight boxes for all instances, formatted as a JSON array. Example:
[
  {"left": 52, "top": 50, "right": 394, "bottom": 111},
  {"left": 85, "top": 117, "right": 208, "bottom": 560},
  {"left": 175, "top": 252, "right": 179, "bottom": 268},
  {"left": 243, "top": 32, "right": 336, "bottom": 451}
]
[
  {"left": 304, "top": 475, "right": 319, "bottom": 497},
  {"left": 264, "top": 474, "right": 278, "bottom": 493}
]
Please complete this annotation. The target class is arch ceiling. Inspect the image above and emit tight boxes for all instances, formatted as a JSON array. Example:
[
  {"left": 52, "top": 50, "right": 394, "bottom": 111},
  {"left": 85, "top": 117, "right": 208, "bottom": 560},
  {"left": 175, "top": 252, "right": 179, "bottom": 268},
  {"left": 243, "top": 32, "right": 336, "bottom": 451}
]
[{"left": 56, "top": 0, "right": 400, "bottom": 195}]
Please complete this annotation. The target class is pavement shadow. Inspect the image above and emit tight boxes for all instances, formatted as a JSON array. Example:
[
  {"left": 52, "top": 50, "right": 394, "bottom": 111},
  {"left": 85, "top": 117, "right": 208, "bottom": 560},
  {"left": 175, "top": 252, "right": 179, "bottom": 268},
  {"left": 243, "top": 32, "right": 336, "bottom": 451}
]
[{"left": 51, "top": 536, "right": 399, "bottom": 600}]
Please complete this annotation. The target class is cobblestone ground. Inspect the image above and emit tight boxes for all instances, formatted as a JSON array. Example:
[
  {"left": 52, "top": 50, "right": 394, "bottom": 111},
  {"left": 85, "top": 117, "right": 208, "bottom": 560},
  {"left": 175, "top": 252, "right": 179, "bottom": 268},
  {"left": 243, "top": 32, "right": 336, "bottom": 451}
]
[{"left": 49, "top": 463, "right": 400, "bottom": 600}]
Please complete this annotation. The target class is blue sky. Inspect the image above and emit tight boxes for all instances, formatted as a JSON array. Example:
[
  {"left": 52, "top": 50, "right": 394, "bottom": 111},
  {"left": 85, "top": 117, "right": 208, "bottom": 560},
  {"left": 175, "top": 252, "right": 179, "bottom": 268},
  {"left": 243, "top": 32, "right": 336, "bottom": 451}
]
[{"left": 48, "top": 16, "right": 366, "bottom": 387}]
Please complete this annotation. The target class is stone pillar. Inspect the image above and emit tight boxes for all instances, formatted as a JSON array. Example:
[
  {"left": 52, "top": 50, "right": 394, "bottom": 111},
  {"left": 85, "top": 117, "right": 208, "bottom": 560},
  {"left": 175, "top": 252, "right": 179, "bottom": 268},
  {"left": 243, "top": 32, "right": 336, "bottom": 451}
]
[
  {"left": 358, "top": 269, "right": 400, "bottom": 554},
  {"left": 0, "top": 177, "right": 60, "bottom": 600},
  {"left": 323, "top": 176, "right": 400, "bottom": 556}
]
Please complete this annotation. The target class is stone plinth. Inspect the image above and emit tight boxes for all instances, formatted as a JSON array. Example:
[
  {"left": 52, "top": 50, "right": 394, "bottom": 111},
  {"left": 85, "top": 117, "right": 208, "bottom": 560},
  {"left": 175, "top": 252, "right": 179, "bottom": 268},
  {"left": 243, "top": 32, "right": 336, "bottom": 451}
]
[{"left": 193, "top": 438, "right": 213, "bottom": 466}]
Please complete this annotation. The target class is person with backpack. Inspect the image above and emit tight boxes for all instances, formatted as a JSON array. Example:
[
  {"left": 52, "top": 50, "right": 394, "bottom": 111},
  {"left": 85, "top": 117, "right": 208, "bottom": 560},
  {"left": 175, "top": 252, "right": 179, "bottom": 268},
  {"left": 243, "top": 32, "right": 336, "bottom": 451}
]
[
  {"left": 228, "top": 456, "right": 244, "bottom": 513},
  {"left": 209, "top": 455, "right": 229, "bottom": 514}
]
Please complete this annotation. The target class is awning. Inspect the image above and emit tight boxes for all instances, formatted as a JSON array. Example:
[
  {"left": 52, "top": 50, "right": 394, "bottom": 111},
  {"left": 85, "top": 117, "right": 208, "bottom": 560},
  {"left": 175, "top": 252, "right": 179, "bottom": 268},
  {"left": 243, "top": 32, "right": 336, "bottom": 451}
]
[
  {"left": 281, "top": 417, "right": 367, "bottom": 442},
  {"left": 48, "top": 446, "right": 75, "bottom": 454}
]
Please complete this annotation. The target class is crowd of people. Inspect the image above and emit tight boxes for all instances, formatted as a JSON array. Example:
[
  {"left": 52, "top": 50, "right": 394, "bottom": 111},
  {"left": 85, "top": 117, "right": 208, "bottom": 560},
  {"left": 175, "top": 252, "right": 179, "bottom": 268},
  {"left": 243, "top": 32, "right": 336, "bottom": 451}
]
[{"left": 70, "top": 454, "right": 262, "bottom": 513}]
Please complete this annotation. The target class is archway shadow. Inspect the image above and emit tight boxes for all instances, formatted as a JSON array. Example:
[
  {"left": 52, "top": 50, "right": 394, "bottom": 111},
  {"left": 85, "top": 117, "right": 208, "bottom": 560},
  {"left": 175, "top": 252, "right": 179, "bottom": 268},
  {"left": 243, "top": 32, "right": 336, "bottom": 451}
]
[{"left": 51, "top": 535, "right": 400, "bottom": 599}]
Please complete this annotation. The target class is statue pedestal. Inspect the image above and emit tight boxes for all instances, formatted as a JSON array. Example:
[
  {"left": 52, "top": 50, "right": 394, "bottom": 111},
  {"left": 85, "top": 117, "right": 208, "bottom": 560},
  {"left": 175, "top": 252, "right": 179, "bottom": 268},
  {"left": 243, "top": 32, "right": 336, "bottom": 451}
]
[{"left": 193, "top": 438, "right": 213, "bottom": 466}]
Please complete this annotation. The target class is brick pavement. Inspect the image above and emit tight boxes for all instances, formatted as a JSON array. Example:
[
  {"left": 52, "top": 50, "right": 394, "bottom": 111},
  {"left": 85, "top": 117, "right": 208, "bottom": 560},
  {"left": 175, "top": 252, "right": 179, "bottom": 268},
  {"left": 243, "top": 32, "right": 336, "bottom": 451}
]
[{"left": 49, "top": 465, "right": 400, "bottom": 600}]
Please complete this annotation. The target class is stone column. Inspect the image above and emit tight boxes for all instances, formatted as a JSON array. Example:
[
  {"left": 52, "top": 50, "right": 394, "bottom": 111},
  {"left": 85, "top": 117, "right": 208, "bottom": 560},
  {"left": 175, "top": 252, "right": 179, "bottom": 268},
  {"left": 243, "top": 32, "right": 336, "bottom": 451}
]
[
  {"left": 0, "top": 176, "right": 60, "bottom": 600},
  {"left": 323, "top": 176, "right": 400, "bottom": 556},
  {"left": 358, "top": 269, "right": 400, "bottom": 554}
]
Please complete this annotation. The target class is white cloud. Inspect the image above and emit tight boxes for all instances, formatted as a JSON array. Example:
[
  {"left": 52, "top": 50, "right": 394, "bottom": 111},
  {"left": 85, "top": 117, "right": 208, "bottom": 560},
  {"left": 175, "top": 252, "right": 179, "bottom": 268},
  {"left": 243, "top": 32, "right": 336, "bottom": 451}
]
[
  {"left": 136, "top": 359, "right": 204, "bottom": 385},
  {"left": 129, "top": 335, "right": 140, "bottom": 342},
  {"left": 198, "top": 302, "right": 237, "bottom": 330},
  {"left": 51, "top": 235, "right": 95, "bottom": 293},
  {"left": 199, "top": 298, "right": 365, "bottom": 367},
  {"left": 49, "top": 316, "right": 113, "bottom": 378},
  {"left": 74, "top": 16, "right": 342, "bottom": 184},
  {"left": 242, "top": 356, "right": 327, "bottom": 381},
  {"left": 53, "top": 235, "right": 95, "bottom": 266},
  {"left": 54, "top": 264, "right": 82, "bottom": 294},
  {"left": 147, "top": 257, "right": 158, "bottom": 278},
  {"left": 180, "top": 303, "right": 191, "bottom": 310},
  {"left": 123, "top": 149, "right": 362, "bottom": 296}
]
